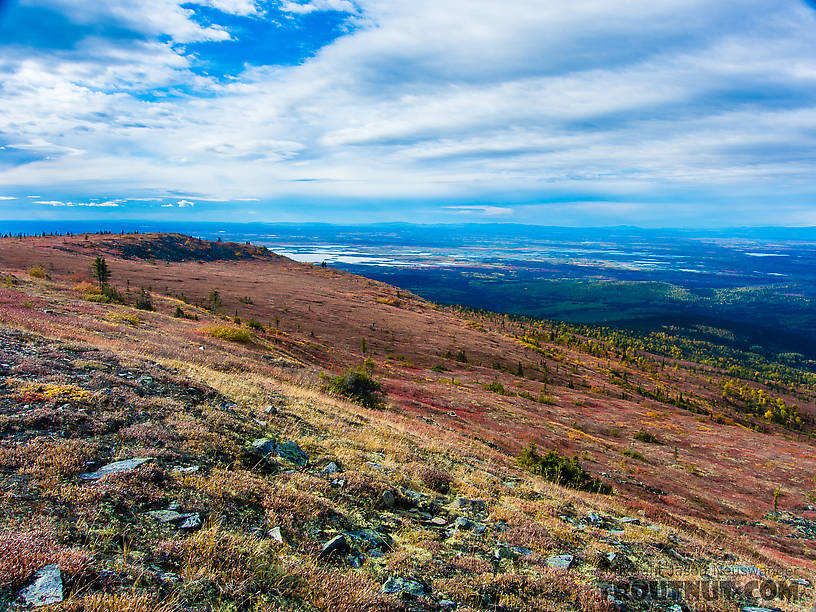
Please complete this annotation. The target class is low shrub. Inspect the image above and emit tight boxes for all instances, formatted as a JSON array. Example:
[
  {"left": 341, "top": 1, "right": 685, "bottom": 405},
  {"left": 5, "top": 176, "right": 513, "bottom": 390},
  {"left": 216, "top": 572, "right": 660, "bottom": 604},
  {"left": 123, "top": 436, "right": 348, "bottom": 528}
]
[
  {"left": 517, "top": 443, "right": 612, "bottom": 494},
  {"left": 28, "top": 265, "right": 49, "bottom": 279},
  {"left": 622, "top": 449, "right": 649, "bottom": 462},
  {"left": 134, "top": 288, "right": 154, "bottom": 311},
  {"left": 324, "top": 367, "right": 386, "bottom": 409},
  {"left": 633, "top": 429, "right": 660, "bottom": 444},
  {"left": 204, "top": 325, "right": 253, "bottom": 343},
  {"left": 484, "top": 380, "right": 508, "bottom": 395}
]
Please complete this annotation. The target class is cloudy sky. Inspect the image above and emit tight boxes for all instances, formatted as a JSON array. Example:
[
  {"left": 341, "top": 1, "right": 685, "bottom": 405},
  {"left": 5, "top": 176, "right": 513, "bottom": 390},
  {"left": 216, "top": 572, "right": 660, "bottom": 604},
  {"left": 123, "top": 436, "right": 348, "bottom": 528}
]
[{"left": 1, "top": 0, "right": 816, "bottom": 225}]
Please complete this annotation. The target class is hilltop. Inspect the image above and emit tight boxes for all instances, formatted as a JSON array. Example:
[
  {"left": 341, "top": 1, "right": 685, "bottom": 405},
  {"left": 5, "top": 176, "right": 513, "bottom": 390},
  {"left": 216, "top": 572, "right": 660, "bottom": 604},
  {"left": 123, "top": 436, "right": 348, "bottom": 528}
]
[{"left": 0, "top": 232, "right": 814, "bottom": 611}]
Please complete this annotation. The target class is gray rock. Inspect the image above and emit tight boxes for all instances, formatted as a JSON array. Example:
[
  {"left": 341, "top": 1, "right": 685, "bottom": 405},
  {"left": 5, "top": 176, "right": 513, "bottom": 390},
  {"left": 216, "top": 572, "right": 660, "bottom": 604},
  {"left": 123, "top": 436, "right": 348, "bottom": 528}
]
[
  {"left": 381, "top": 577, "right": 426, "bottom": 597},
  {"left": 546, "top": 554, "right": 575, "bottom": 570},
  {"left": 276, "top": 440, "right": 308, "bottom": 467},
  {"left": 80, "top": 458, "right": 152, "bottom": 480},
  {"left": 268, "top": 526, "right": 284, "bottom": 544},
  {"left": 252, "top": 437, "right": 277, "bottom": 457},
  {"left": 319, "top": 534, "right": 348, "bottom": 558},
  {"left": 345, "top": 529, "right": 393, "bottom": 551},
  {"left": 380, "top": 490, "right": 395, "bottom": 508},
  {"left": 18, "top": 564, "right": 62, "bottom": 607},
  {"left": 178, "top": 513, "right": 202, "bottom": 530},
  {"left": 321, "top": 461, "right": 341, "bottom": 476},
  {"left": 495, "top": 546, "right": 518, "bottom": 561},
  {"left": 147, "top": 510, "right": 184, "bottom": 523},
  {"left": 453, "top": 516, "right": 477, "bottom": 531},
  {"left": 451, "top": 497, "right": 486, "bottom": 513},
  {"left": 172, "top": 465, "right": 200, "bottom": 473},
  {"left": 741, "top": 608, "right": 782, "bottom": 612},
  {"left": 619, "top": 516, "right": 641, "bottom": 525},
  {"left": 511, "top": 546, "right": 533, "bottom": 557}
]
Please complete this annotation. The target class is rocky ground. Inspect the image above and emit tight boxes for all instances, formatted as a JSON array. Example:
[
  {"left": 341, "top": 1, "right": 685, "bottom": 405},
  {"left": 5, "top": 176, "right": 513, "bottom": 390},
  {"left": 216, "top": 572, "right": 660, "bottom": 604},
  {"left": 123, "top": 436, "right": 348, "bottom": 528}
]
[{"left": 0, "top": 234, "right": 814, "bottom": 611}]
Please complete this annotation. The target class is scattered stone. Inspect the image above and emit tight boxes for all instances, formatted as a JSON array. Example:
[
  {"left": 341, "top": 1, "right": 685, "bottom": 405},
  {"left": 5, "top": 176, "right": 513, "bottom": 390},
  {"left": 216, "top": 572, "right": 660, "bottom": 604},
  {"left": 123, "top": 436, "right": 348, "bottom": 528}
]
[
  {"left": 268, "top": 526, "right": 284, "bottom": 544},
  {"left": 319, "top": 534, "right": 348, "bottom": 558},
  {"left": 451, "top": 497, "right": 486, "bottom": 513},
  {"left": 321, "top": 461, "right": 341, "bottom": 476},
  {"left": 264, "top": 405, "right": 277, "bottom": 414},
  {"left": 252, "top": 437, "right": 277, "bottom": 457},
  {"left": 453, "top": 516, "right": 476, "bottom": 531},
  {"left": 147, "top": 510, "right": 184, "bottom": 523},
  {"left": 381, "top": 577, "right": 426, "bottom": 598},
  {"left": 276, "top": 440, "right": 308, "bottom": 467},
  {"left": 619, "top": 517, "right": 641, "bottom": 525},
  {"left": 80, "top": 458, "right": 152, "bottom": 480},
  {"left": 166, "top": 501, "right": 181, "bottom": 511},
  {"left": 741, "top": 607, "right": 782, "bottom": 612},
  {"left": 178, "top": 513, "right": 202, "bottom": 530},
  {"left": 546, "top": 554, "right": 575, "bottom": 570},
  {"left": 345, "top": 529, "right": 393, "bottom": 551},
  {"left": 380, "top": 490, "right": 395, "bottom": 508},
  {"left": 156, "top": 571, "right": 180, "bottom": 583},
  {"left": 17, "top": 564, "right": 63, "bottom": 607}
]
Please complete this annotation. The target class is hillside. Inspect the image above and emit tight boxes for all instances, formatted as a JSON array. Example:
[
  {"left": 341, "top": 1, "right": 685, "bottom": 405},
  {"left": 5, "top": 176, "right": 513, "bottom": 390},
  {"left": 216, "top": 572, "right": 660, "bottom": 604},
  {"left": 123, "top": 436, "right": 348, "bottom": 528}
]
[{"left": 0, "top": 232, "right": 814, "bottom": 611}]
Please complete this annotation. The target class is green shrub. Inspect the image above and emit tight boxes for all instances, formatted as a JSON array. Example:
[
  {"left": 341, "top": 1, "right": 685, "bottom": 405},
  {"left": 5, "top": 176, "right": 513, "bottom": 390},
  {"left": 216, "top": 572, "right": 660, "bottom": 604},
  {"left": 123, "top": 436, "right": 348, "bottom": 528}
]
[
  {"left": 430, "top": 364, "right": 449, "bottom": 373},
  {"left": 484, "top": 380, "right": 507, "bottom": 395},
  {"left": 28, "top": 265, "right": 49, "bottom": 279},
  {"left": 633, "top": 429, "right": 660, "bottom": 444},
  {"left": 174, "top": 305, "right": 198, "bottom": 320},
  {"left": 621, "top": 449, "right": 649, "bottom": 463},
  {"left": 325, "top": 367, "right": 386, "bottom": 410},
  {"left": 134, "top": 288, "right": 154, "bottom": 311},
  {"left": 204, "top": 325, "right": 252, "bottom": 343},
  {"left": 517, "top": 443, "right": 612, "bottom": 494},
  {"left": 247, "top": 318, "right": 264, "bottom": 331}
]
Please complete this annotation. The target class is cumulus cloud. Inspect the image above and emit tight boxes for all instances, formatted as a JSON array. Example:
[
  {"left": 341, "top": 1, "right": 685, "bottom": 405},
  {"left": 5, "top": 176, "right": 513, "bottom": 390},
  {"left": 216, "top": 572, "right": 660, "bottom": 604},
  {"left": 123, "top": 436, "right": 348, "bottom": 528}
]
[
  {"left": 1, "top": 0, "right": 816, "bottom": 223},
  {"left": 177, "top": 200, "right": 195, "bottom": 207}
]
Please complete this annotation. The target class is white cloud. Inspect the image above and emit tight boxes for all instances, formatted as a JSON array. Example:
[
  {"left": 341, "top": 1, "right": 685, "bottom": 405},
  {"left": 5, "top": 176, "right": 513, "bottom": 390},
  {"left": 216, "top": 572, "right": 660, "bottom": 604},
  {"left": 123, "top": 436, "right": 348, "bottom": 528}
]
[
  {"left": 279, "top": 0, "right": 357, "bottom": 15},
  {"left": 177, "top": 199, "right": 195, "bottom": 207},
  {"left": 2, "top": 0, "right": 816, "bottom": 223},
  {"left": 0, "top": 196, "right": 15, "bottom": 200},
  {"left": 161, "top": 203, "right": 175, "bottom": 207},
  {"left": 38, "top": 200, "right": 121, "bottom": 207}
]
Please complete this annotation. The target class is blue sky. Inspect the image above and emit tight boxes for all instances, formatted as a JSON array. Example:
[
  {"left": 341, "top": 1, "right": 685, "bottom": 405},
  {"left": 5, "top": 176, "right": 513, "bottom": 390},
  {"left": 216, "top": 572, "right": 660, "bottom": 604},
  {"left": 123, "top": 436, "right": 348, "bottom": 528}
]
[{"left": 1, "top": 0, "right": 816, "bottom": 226}]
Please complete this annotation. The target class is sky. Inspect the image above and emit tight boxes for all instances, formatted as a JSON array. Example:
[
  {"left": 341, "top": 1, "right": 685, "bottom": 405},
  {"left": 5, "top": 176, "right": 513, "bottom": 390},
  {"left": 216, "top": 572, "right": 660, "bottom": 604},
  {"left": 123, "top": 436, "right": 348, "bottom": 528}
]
[{"left": 1, "top": 0, "right": 816, "bottom": 226}]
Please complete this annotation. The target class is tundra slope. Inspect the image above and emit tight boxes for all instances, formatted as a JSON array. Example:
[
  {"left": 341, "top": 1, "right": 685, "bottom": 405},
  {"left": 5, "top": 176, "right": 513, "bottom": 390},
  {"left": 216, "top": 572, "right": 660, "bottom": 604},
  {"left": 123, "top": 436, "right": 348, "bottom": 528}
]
[{"left": 0, "top": 233, "right": 814, "bottom": 611}]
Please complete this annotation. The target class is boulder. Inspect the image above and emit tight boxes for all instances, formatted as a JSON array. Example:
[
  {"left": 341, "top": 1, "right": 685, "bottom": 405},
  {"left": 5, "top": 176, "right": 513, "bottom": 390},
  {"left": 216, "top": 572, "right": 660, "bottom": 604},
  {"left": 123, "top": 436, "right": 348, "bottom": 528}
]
[
  {"left": 178, "top": 513, "right": 202, "bottom": 530},
  {"left": 80, "top": 458, "right": 152, "bottom": 480},
  {"left": 380, "top": 490, "right": 395, "bottom": 508},
  {"left": 319, "top": 534, "right": 348, "bottom": 558},
  {"left": 17, "top": 564, "right": 63, "bottom": 607},
  {"left": 275, "top": 440, "right": 308, "bottom": 467},
  {"left": 381, "top": 577, "right": 426, "bottom": 597},
  {"left": 546, "top": 554, "right": 575, "bottom": 570},
  {"left": 451, "top": 498, "right": 486, "bottom": 513},
  {"left": 321, "top": 462, "right": 341, "bottom": 476},
  {"left": 268, "top": 526, "right": 285, "bottom": 544}
]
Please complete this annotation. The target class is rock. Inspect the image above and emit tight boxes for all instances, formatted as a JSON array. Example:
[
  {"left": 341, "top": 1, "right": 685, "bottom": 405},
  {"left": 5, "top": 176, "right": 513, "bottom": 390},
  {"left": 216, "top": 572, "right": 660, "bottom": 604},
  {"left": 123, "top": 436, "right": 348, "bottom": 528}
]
[
  {"left": 495, "top": 546, "right": 518, "bottom": 561},
  {"left": 380, "top": 490, "right": 395, "bottom": 508},
  {"left": 80, "top": 458, "right": 152, "bottom": 480},
  {"left": 438, "top": 600, "right": 456, "bottom": 608},
  {"left": 275, "top": 440, "right": 308, "bottom": 467},
  {"left": 166, "top": 501, "right": 181, "bottom": 511},
  {"left": 451, "top": 498, "right": 486, "bottom": 513},
  {"left": 586, "top": 512, "right": 602, "bottom": 525},
  {"left": 264, "top": 405, "right": 277, "bottom": 415},
  {"left": 510, "top": 546, "right": 533, "bottom": 557},
  {"left": 619, "top": 517, "right": 641, "bottom": 525},
  {"left": 156, "top": 571, "right": 180, "bottom": 583},
  {"left": 178, "top": 513, "right": 202, "bottom": 530},
  {"left": 741, "top": 608, "right": 782, "bottom": 612},
  {"left": 252, "top": 438, "right": 277, "bottom": 457},
  {"left": 453, "top": 516, "right": 477, "bottom": 531},
  {"left": 345, "top": 529, "right": 393, "bottom": 551},
  {"left": 546, "top": 554, "right": 575, "bottom": 570},
  {"left": 321, "top": 461, "right": 341, "bottom": 476},
  {"left": 319, "top": 534, "right": 348, "bottom": 558},
  {"left": 268, "top": 526, "right": 285, "bottom": 544},
  {"left": 172, "top": 465, "right": 200, "bottom": 473},
  {"left": 381, "top": 577, "right": 426, "bottom": 597},
  {"left": 18, "top": 564, "right": 63, "bottom": 607},
  {"left": 147, "top": 510, "right": 184, "bottom": 523}
]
